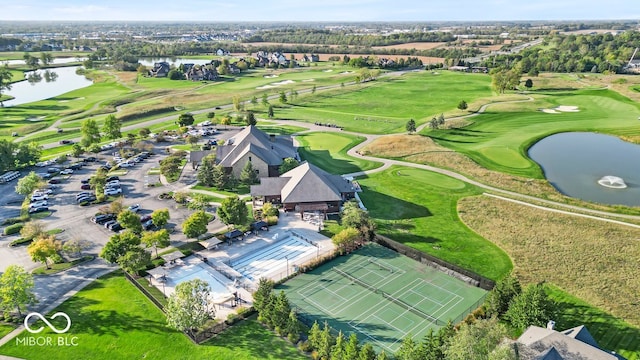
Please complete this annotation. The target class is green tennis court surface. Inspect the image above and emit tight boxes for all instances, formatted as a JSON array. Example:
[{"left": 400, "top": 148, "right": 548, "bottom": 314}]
[{"left": 278, "top": 243, "right": 487, "bottom": 353}]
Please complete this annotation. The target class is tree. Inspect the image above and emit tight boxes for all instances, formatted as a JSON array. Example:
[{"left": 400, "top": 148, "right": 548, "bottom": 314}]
[
  {"left": 19, "top": 221, "right": 46, "bottom": 241},
  {"left": 118, "top": 209, "right": 143, "bottom": 235},
  {"left": 206, "top": 112, "right": 215, "bottom": 120},
  {"left": 23, "top": 53, "right": 39, "bottom": 69},
  {"left": 245, "top": 111, "right": 257, "bottom": 126},
  {"left": 457, "top": 100, "right": 468, "bottom": 111},
  {"left": 406, "top": 119, "right": 416, "bottom": 133},
  {"left": 139, "top": 128, "right": 151, "bottom": 138},
  {"left": 218, "top": 196, "right": 248, "bottom": 227},
  {"left": 165, "top": 279, "right": 214, "bottom": 336},
  {"left": 151, "top": 208, "right": 170, "bottom": 228},
  {"left": 188, "top": 193, "right": 210, "bottom": 211},
  {"left": 312, "top": 85, "right": 317, "bottom": 94},
  {"left": 182, "top": 210, "right": 209, "bottom": 238},
  {"left": 273, "top": 290, "right": 291, "bottom": 332},
  {"left": 308, "top": 321, "right": 322, "bottom": 352},
  {"left": 428, "top": 117, "right": 439, "bottom": 130},
  {"left": 173, "top": 190, "right": 189, "bottom": 204},
  {"left": 168, "top": 69, "right": 184, "bottom": 80},
  {"left": 261, "top": 93, "right": 269, "bottom": 106},
  {"left": 15, "top": 171, "right": 41, "bottom": 196},
  {"left": 220, "top": 116, "right": 231, "bottom": 129},
  {"left": 267, "top": 105, "right": 274, "bottom": 118},
  {"left": 0, "top": 64, "right": 13, "bottom": 106},
  {"left": 62, "top": 238, "right": 91, "bottom": 258},
  {"left": 359, "top": 343, "right": 376, "bottom": 360},
  {"left": 211, "top": 164, "right": 229, "bottom": 189},
  {"left": 285, "top": 309, "right": 301, "bottom": 342},
  {"left": 240, "top": 161, "right": 259, "bottom": 185},
  {"left": 232, "top": 95, "right": 242, "bottom": 112},
  {"left": 332, "top": 228, "right": 361, "bottom": 255},
  {"left": 279, "top": 157, "right": 299, "bottom": 174},
  {"left": 100, "top": 231, "right": 140, "bottom": 264},
  {"left": 118, "top": 248, "right": 151, "bottom": 274},
  {"left": 341, "top": 201, "right": 375, "bottom": 241},
  {"left": 178, "top": 113, "right": 195, "bottom": 127},
  {"left": 160, "top": 155, "right": 183, "bottom": 180},
  {"left": 524, "top": 78, "right": 533, "bottom": 89},
  {"left": 253, "top": 278, "right": 275, "bottom": 314},
  {"left": 377, "top": 351, "right": 388, "bottom": 360},
  {"left": 491, "top": 69, "right": 521, "bottom": 94},
  {"left": 250, "top": 96, "right": 258, "bottom": 106},
  {"left": 396, "top": 336, "right": 419, "bottom": 360},
  {"left": 80, "top": 119, "right": 101, "bottom": 147},
  {"left": 318, "top": 321, "right": 335, "bottom": 360},
  {"left": 196, "top": 154, "right": 217, "bottom": 186},
  {"left": 0, "top": 265, "right": 36, "bottom": 317},
  {"left": 27, "top": 235, "right": 61, "bottom": 269},
  {"left": 186, "top": 134, "right": 199, "bottom": 148},
  {"left": 505, "top": 283, "right": 556, "bottom": 331},
  {"left": 486, "top": 273, "right": 521, "bottom": 317},
  {"left": 437, "top": 113, "right": 445, "bottom": 126},
  {"left": 40, "top": 52, "right": 52, "bottom": 67},
  {"left": 444, "top": 317, "right": 513, "bottom": 360},
  {"left": 331, "top": 331, "right": 346, "bottom": 360},
  {"left": 345, "top": 333, "right": 361, "bottom": 360},
  {"left": 279, "top": 91, "right": 287, "bottom": 104},
  {"left": 71, "top": 143, "right": 84, "bottom": 158},
  {"left": 102, "top": 114, "right": 121, "bottom": 140}
]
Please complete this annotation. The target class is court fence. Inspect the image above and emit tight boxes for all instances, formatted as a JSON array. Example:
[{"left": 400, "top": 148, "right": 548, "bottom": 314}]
[
  {"left": 264, "top": 244, "right": 336, "bottom": 286},
  {"left": 374, "top": 235, "right": 496, "bottom": 291}
]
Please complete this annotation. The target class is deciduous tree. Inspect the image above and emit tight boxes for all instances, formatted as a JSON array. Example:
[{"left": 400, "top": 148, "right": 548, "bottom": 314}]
[
  {"left": 444, "top": 317, "right": 513, "bottom": 360},
  {"left": 506, "top": 283, "right": 555, "bottom": 331},
  {"left": 117, "top": 209, "right": 143, "bottom": 235},
  {"left": 100, "top": 231, "right": 140, "bottom": 264},
  {"left": 332, "top": 227, "right": 361, "bottom": 255},
  {"left": 182, "top": 210, "right": 209, "bottom": 238},
  {"left": 165, "top": 279, "right": 214, "bottom": 336},
  {"left": 102, "top": 114, "right": 121, "bottom": 140},
  {"left": 341, "top": 201, "right": 375, "bottom": 241},
  {"left": 0, "top": 64, "right": 13, "bottom": 106},
  {"left": 218, "top": 196, "right": 248, "bottom": 227},
  {"left": 151, "top": 208, "right": 170, "bottom": 228},
  {"left": 0, "top": 265, "right": 36, "bottom": 317},
  {"left": 19, "top": 221, "right": 46, "bottom": 241},
  {"left": 406, "top": 119, "right": 416, "bottom": 133},
  {"left": 178, "top": 113, "right": 195, "bottom": 127},
  {"left": 279, "top": 157, "right": 299, "bottom": 174},
  {"left": 27, "top": 235, "right": 61, "bottom": 269},
  {"left": 457, "top": 100, "right": 468, "bottom": 110},
  {"left": 15, "top": 171, "right": 41, "bottom": 196},
  {"left": 80, "top": 119, "right": 101, "bottom": 147}
]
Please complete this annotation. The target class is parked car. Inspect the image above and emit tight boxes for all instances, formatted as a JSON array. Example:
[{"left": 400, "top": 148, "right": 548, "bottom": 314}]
[
  {"left": 69, "top": 163, "right": 83, "bottom": 170},
  {"left": 106, "top": 176, "right": 119, "bottom": 182},
  {"left": 119, "top": 162, "right": 134, "bottom": 168},
  {"left": 76, "top": 191, "right": 93, "bottom": 199},
  {"left": 34, "top": 189, "right": 53, "bottom": 195},
  {"left": 142, "top": 219, "right": 155, "bottom": 231},
  {"left": 92, "top": 214, "right": 116, "bottom": 224},
  {"left": 35, "top": 162, "right": 47, "bottom": 167},
  {"left": 31, "top": 194, "right": 48, "bottom": 202},
  {"left": 106, "top": 180, "right": 120, "bottom": 186},
  {"left": 28, "top": 206, "right": 49, "bottom": 214},
  {"left": 46, "top": 167, "right": 60, "bottom": 174},
  {"left": 80, "top": 184, "right": 91, "bottom": 190},
  {"left": 104, "top": 188, "right": 122, "bottom": 196},
  {"left": 59, "top": 140, "right": 73, "bottom": 145},
  {"left": 39, "top": 173, "right": 53, "bottom": 180},
  {"left": 48, "top": 178, "right": 61, "bottom": 184},
  {"left": 76, "top": 196, "right": 96, "bottom": 204},
  {"left": 108, "top": 223, "right": 123, "bottom": 232},
  {"left": 127, "top": 204, "right": 141, "bottom": 213},
  {"left": 60, "top": 169, "right": 74, "bottom": 175},
  {"left": 84, "top": 157, "right": 97, "bottom": 162},
  {"left": 103, "top": 220, "right": 117, "bottom": 229},
  {"left": 29, "top": 201, "right": 48, "bottom": 209},
  {"left": 139, "top": 214, "right": 152, "bottom": 223}
]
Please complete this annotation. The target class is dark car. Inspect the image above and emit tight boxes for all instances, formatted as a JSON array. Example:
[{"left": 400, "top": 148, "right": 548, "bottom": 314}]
[
  {"left": 76, "top": 195, "right": 96, "bottom": 203},
  {"left": 80, "top": 184, "right": 91, "bottom": 190},
  {"left": 40, "top": 173, "right": 53, "bottom": 180},
  {"left": 142, "top": 219, "right": 155, "bottom": 231},
  {"left": 106, "top": 176, "right": 119, "bottom": 182},
  {"left": 84, "top": 157, "right": 97, "bottom": 162},
  {"left": 48, "top": 178, "right": 61, "bottom": 184},
  {"left": 109, "top": 223, "right": 123, "bottom": 232},
  {"left": 69, "top": 163, "right": 83, "bottom": 170},
  {"left": 81, "top": 178, "right": 90, "bottom": 184},
  {"left": 46, "top": 167, "right": 60, "bottom": 174},
  {"left": 92, "top": 214, "right": 116, "bottom": 224},
  {"left": 59, "top": 140, "right": 73, "bottom": 145},
  {"left": 28, "top": 206, "right": 49, "bottom": 214},
  {"left": 139, "top": 215, "right": 152, "bottom": 223},
  {"left": 99, "top": 165, "right": 110, "bottom": 172}
]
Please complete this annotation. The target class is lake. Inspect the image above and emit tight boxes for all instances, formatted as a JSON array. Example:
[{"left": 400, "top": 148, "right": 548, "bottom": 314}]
[
  {"left": 1, "top": 57, "right": 85, "bottom": 66},
  {"left": 2, "top": 66, "right": 93, "bottom": 107},
  {"left": 528, "top": 132, "right": 640, "bottom": 207}
]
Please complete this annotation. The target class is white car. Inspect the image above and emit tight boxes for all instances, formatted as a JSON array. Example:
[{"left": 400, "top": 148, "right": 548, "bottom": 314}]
[
  {"left": 119, "top": 162, "right": 134, "bottom": 168},
  {"left": 35, "top": 162, "right": 47, "bottom": 167},
  {"left": 201, "top": 121, "right": 212, "bottom": 127},
  {"left": 33, "top": 189, "right": 53, "bottom": 196},
  {"left": 128, "top": 204, "right": 141, "bottom": 212},
  {"left": 104, "top": 188, "right": 122, "bottom": 196},
  {"left": 31, "top": 194, "right": 48, "bottom": 202},
  {"left": 29, "top": 200, "right": 48, "bottom": 209},
  {"left": 60, "top": 169, "right": 74, "bottom": 175}
]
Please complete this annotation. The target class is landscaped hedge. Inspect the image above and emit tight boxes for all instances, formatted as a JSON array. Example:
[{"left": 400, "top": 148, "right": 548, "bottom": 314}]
[
  {"left": 1, "top": 216, "right": 28, "bottom": 226},
  {"left": 3, "top": 223, "right": 24, "bottom": 236}
]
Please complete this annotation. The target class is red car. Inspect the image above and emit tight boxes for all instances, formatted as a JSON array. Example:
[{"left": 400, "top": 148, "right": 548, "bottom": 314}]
[{"left": 81, "top": 184, "right": 91, "bottom": 190}]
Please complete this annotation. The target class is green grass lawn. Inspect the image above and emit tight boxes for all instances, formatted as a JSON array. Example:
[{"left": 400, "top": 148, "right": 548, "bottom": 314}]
[
  {"left": 425, "top": 89, "right": 640, "bottom": 178},
  {"left": 357, "top": 166, "right": 512, "bottom": 281},
  {"left": 273, "top": 71, "right": 493, "bottom": 134},
  {"left": 256, "top": 122, "right": 308, "bottom": 135},
  {"left": 296, "top": 132, "right": 382, "bottom": 174},
  {"left": 0, "top": 324, "right": 15, "bottom": 339},
  {"left": 0, "top": 272, "right": 306, "bottom": 360},
  {"left": 547, "top": 285, "right": 640, "bottom": 360}
]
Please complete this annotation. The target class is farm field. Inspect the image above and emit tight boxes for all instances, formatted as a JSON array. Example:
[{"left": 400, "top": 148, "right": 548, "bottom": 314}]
[
  {"left": 274, "top": 71, "right": 493, "bottom": 134},
  {"left": 457, "top": 196, "right": 640, "bottom": 338},
  {"left": 0, "top": 273, "right": 306, "bottom": 360},
  {"left": 357, "top": 166, "right": 512, "bottom": 281},
  {"left": 295, "top": 132, "right": 383, "bottom": 174},
  {"left": 424, "top": 88, "right": 640, "bottom": 178}
]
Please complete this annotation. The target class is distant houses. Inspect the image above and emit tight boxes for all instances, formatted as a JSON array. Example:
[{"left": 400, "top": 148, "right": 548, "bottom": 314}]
[{"left": 149, "top": 62, "right": 170, "bottom": 77}]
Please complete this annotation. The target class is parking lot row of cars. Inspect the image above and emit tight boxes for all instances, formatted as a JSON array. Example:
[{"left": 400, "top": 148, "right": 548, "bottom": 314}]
[{"left": 89, "top": 204, "right": 154, "bottom": 233}]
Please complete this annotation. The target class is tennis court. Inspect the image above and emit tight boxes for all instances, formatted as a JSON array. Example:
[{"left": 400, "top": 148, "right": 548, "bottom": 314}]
[{"left": 278, "top": 243, "right": 487, "bottom": 353}]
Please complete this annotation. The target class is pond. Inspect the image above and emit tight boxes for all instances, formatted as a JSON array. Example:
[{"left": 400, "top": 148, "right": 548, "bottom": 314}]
[
  {"left": 2, "top": 66, "right": 93, "bottom": 107},
  {"left": 1, "top": 57, "right": 85, "bottom": 66},
  {"left": 528, "top": 132, "right": 640, "bottom": 207}
]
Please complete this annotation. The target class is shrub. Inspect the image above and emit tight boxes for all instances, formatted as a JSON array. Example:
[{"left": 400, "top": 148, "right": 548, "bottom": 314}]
[
  {"left": 50, "top": 253, "right": 64, "bottom": 264},
  {"left": 2, "top": 216, "right": 28, "bottom": 225},
  {"left": 288, "top": 332, "right": 300, "bottom": 344},
  {"left": 265, "top": 216, "right": 278, "bottom": 226},
  {"left": 299, "top": 340, "right": 313, "bottom": 353},
  {"left": 225, "top": 313, "right": 239, "bottom": 325},
  {"left": 236, "top": 306, "right": 254, "bottom": 317},
  {"left": 4, "top": 223, "right": 24, "bottom": 235}
]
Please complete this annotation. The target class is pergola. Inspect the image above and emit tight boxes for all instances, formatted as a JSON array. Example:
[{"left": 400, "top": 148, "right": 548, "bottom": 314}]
[
  {"left": 199, "top": 238, "right": 223, "bottom": 250},
  {"left": 161, "top": 250, "right": 184, "bottom": 264}
]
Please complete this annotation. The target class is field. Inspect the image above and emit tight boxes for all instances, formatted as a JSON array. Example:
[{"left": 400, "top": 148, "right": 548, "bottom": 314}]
[
  {"left": 279, "top": 243, "right": 487, "bottom": 353},
  {"left": 424, "top": 89, "right": 640, "bottom": 178},
  {"left": 457, "top": 196, "right": 640, "bottom": 335},
  {"left": 274, "top": 71, "right": 493, "bottom": 134},
  {"left": 295, "top": 132, "right": 382, "bottom": 174},
  {"left": 357, "top": 166, "right": 512, "bottom": 281},
  {"left": 0, "top": 273, "right": 306, "bottom": 360}
]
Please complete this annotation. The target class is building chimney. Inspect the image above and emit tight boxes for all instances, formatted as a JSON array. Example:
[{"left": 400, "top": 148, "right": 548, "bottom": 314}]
[{"left": 547, "top": 320, "right": 555, "bottom": 330}]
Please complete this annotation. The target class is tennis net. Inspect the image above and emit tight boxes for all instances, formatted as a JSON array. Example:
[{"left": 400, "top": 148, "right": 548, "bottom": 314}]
[
  {"left": 333, "top": 268, "right": 378, "bottom": 294},
  {"left": 380, "top": 291, "right": 445, "bottom": 325}
]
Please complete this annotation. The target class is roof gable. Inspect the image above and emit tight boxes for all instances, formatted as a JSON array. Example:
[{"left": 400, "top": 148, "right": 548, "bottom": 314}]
[
  {"left": 217, "top": 126, "right": 287, "bottom": 167},
  {"left": 561, "top": 326, "right": 599, "bottom": 349}
]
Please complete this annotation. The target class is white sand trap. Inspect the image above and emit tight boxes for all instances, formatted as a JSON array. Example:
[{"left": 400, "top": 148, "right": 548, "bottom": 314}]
[
  {"left": 340, "top": 71, "right": 354, "bottom": 75},
  {"left": 256, "top": 85, "right": 276, "bottom": 90},
  {"left": 26, "top": 116, "right": 46, "bottom": 121},
  {"left": 541, "top": 109, "right": 560, "bottom": 114},
  {"left": 59, "top": 100, "right": 69, "bottom": 103},
  {"left": 272, "top": 80, "right": 295, "bottom": 86},
  {"left": 263, "top": 74, "right": 279, "bottom": 78},
  {"left": 302, "top": 79, "right": 315, "bottom": 82},
  {"left": 323, "top": 69, "right": 333, "bottom": 72},
  {"left": 555, "top": 105, "right": 579, "bottom": 112}
]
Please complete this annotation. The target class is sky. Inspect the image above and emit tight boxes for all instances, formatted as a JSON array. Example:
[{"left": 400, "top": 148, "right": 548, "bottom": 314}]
[{"left": 1, "top": 0, "right": 639, "bottom": 22}]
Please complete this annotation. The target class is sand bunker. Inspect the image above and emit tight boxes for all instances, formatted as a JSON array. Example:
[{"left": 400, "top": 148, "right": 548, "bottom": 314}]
[
  {"left": 323, "top": 69, "right": 333, "bottom": 72},
  {"left": 540, "top": 105, "right": 580, "bottom": 114},
  {"left": 302, "top": 79, "right": 315, "bottom": 82},
  {"left": 256, "top": 79, "right": 295, "bottom": 90},
  {"left": 263, "top": 74, "right": 278, "bottom": 78},
  {"left": 555, "top": 105, "right": 579, "bottom": 112},
  {"left": 26, "top": 116, "right": 46, "bottom": 122},
  {"left": 340, "top": 71, "right": 354, "bottom": 75}
]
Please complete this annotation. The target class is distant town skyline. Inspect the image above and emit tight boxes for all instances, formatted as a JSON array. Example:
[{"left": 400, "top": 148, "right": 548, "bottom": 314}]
[{"left": 2, "top": 0, "right": 639, "bottom": 22}]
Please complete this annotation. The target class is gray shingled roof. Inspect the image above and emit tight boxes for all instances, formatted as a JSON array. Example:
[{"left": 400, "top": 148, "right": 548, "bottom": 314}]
[
  {"left": 216, "top": 126, "right": 291, "bottom": 168},
  {"left": 518, "top": 326, "right": 617, "bottom": 360},
  {"left": 561, "top": 326, "right": 599, "bottom": 349},
  {"left": 250, "top": 162, "right": 355, "bottom": 204}
]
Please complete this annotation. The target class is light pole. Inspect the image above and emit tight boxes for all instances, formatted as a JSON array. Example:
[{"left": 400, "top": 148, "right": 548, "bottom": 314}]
[{"left": 285, "top": 256, "right": 289, "bottom": 278}]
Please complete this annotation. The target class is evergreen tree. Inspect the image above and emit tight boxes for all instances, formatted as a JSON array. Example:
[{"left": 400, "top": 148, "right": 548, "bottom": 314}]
[
  {"left": 331, "top": 331, "right": 346, "bottom": 360},
  {"left": 211, "top": 164, "right": 228, "bottom": 190},
  {"left": 345, "top": 332, "right": 361, "bottom": 360},
  {"left": 406, "top": 119, "right": 416, "bottom": 133},
  {"left": 245, "top": 111, "right": 257, "bottom": 126},
  {"left": 196, "top": 154, "right": 217, "bottom": 187},
  {"left": 285, "top": 309, "right": 301, "bottom": 342},
  {"left": 253, "top": 278, "right": 274, "bottom": 314},
  {"left": 273, "top": 290, "right": 291, "bottom": 332},
  {"left": 268, "top": 105, "right": 274, "bottom": 118},
  {"left": 486, "top": 273, "right": 521, "bottom": 317},
  {"left": 279, "top": 91, "right": 287, "bottom": 104},
  {"left": 318, "top": 321, "right": 335, "bottom": 360},
  {"left": 437, "top": 113, "right": 445, "bottom": 126},
  {"left": 261, "top": 93, "right": 269, "bottom": 106},
  {"left": 377, "top": 351, "right": 388, "bottom": 360},
  {"left": 359, "top": 343, "right": 376, "bottom": 360},
  {"left": 396, "top": 336, "right": 419, "bottom": 360},
  {"left": 308, "top": 321, "right": 322, "bottom": 351},
  {"left": 240, "top": 161, "right": 259, "bottom": 185},
  {"left": 457, "top": 100, "right": 468, "bottom": 111},
  {"left": 506, "top": 283, "right": 556, "bottom": 331}
]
